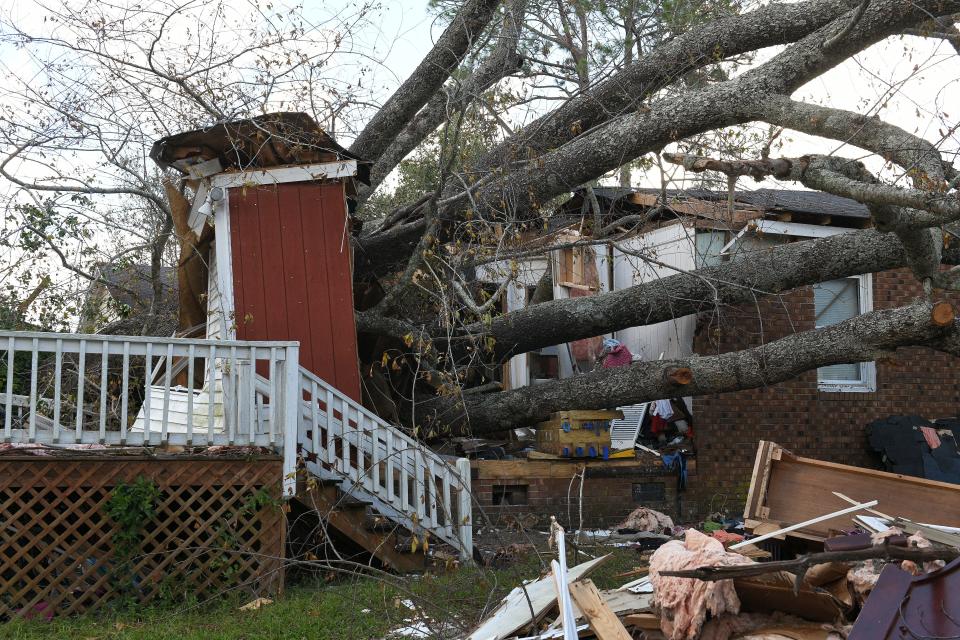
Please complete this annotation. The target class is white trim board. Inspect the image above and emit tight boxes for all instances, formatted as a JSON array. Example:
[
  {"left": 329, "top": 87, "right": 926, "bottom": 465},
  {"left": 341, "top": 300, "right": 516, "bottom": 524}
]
[
  {"left": 209, "top": 160, "right": 358, "bottom": 189},
  {"left": 212, "top": 188, "right": 237, "bottom": 341}
]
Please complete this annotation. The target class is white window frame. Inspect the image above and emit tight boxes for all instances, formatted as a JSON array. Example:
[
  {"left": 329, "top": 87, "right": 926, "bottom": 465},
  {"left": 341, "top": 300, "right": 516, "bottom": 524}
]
[{"left": 815, "top": 273, "right": 876, "bottom": 393}]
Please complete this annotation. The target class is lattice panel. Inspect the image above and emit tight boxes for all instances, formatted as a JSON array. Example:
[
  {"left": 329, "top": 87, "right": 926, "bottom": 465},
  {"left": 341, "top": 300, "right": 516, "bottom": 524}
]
[{"left": 0, "top": 456, "right": 284, "bottom": 618}]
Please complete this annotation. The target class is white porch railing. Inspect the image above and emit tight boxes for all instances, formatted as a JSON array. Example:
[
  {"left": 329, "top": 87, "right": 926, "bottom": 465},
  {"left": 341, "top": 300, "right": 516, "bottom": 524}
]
[
  {"left": 0, "top": 331, "right": 301, "bottom": 491},
  {"left": 297, "top": 367, "right": 473, "bottom": 560}
]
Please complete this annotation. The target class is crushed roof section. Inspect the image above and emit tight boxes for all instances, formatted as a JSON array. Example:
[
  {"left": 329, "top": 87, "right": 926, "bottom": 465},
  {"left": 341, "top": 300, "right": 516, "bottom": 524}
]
[
  {"left": 590, "top": 186, "right": 871, "bottom": 219},
  {"left": 150, "top": 112, "right": 370, "bottom": 184}
]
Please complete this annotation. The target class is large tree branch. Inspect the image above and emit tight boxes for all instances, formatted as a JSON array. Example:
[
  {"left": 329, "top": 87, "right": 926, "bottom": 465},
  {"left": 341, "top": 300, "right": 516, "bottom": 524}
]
[
  {"left": 755, "top": 96, "right": 952, "bottom": 282},
  {"left": 474, "top": 230, "right": 915, "bottom": 361},
  {"left": 475, "top": 0, "right": 865, "bottom": 173},
  {"left": 348, "top": 0, "right": 502, "bottom": 162},
  {"left": 356, "top": 0, "right": 958, "bottom": 281},
  {"left": 660, "top": 545, "right": 960, "bottom": 582},
  {"left": 358, "top": 0, "right": 527, "bottom": 201},
  {"left": 437, "top": 301, "right": 960, "bottom": 434},
  {"left": 469, "top": 0, "right": 957, "bottom": 223},
  {"left": 663, "top": 152, "right": 957, "bottom": 283}
]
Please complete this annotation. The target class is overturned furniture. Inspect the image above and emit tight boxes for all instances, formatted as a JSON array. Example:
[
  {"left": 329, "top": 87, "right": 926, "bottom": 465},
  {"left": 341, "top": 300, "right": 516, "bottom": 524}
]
[{"left": 744, "top": 440, "right": 960, "bottom": 542}]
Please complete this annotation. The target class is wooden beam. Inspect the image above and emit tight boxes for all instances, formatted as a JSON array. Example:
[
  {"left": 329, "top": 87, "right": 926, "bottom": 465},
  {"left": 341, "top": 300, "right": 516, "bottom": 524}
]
[{"left": 568, "top": 579, "right": 633, "bottom": 640}]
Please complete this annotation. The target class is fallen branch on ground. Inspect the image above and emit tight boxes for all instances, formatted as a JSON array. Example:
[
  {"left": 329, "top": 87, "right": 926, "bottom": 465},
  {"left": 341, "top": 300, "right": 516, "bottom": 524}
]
[{"left": 658, "top": 544, "right": 960, "bottom": 586}]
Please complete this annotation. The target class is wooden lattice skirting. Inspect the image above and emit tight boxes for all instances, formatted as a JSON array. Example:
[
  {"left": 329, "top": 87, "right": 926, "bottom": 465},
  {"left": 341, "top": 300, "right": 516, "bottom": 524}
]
[{"left": 0, "top": 455, "right": 285, "bottom": 618}]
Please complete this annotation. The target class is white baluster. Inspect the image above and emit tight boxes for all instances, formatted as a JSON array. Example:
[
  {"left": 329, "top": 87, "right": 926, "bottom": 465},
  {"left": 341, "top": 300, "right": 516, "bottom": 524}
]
[
  {"left": 4, "top": 336, "right": 14, "bottom": 441},
  {"left": 186, "top": 344, "right": 195, "bottom": 445},
  {"left": 386, "top": 428, "right": 396, "bottom": 506},
  {"left": 76, "top": 339, "right": 87, "bottom": 442},
  {"left": 310, "top": 379, "right": 320, "bottom": 468},
  {"left": 120, "top": 341, "right": 129, "bottom": 445},
  {"left": 161, "top": 343, "right": 173, "bottom": 443},
  {"left": 268, "top": 347, "right": 277, "bottom": 447},
  {"left": 456, "top": 458, "right": 473, "bottom": 561},
  {"left": 142, "top": 342, "right": 152, "bottom": 444},
  {"left": 28, "top": 338, "right": 38, "bottom": 442},
  {"left": 325, "top": 388, "right": 336, "bottom": 467},
  {"left": 98, "top": 340, "right": 109, "bottom": 443},
  {"left": 442, "top": 465, "right": 453, "bottom": 539},
  {"left": 371, "top": 422, "right": 381, "bottom": 495},
  {"left": 53, "top": 339, "right": 62, "bottom": 443},
  {"left": 207, "top": 344, "right": 216, "bottom": 445},
  {"left": 247, "top": 346, "right": 257, "bottom": 444},
  {"left": 228, "top": 345, "right": 238, "bottom": 444}
]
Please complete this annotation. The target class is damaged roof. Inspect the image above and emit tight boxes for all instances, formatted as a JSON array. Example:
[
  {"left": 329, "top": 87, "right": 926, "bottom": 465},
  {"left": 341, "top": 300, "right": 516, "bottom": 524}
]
[
  {"left": 98, "top": 263, "right": 178, "bottom": 313},
  {"left": 551, "top": 186, "right": 872, "bottom": 235},
  {"left": 150, "top": 112, "right": 370, "bottom": 184}
]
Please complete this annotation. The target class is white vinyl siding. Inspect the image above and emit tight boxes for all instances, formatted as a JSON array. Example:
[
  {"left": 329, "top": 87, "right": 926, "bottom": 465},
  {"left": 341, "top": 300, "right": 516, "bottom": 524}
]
[
  {"left": 613, "top": 223, "right": 697, "bottom": 361},
  {"left": 813, "top": 274, "right": 876, "bottom": 392}
]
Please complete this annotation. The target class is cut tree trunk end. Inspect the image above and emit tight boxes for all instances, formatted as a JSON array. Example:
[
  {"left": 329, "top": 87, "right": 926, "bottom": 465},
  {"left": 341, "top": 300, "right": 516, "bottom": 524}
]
[{"left": 931, "top": 301, "right": 955, "bottom": 327}]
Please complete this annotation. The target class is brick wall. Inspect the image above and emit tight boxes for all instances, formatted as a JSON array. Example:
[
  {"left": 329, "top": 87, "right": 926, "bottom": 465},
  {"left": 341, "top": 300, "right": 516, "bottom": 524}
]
[
  {"left": 471, "top": 459, "right": 693, "bottom": 529},
  {"left": 689, "top": 267, "right": 960, "bottom": 519}
]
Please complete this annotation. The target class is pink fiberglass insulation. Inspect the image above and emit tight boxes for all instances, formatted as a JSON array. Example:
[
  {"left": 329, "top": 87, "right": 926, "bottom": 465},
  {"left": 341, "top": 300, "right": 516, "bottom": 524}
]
[{"left": 650, "top": 529, "right": 754, "bottom": 640}]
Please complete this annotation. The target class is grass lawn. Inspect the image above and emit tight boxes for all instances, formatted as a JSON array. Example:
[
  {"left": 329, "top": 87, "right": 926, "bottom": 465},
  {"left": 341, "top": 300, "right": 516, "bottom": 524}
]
[{"left": 3, "top": 546, "right": 641, "bottom": 639}]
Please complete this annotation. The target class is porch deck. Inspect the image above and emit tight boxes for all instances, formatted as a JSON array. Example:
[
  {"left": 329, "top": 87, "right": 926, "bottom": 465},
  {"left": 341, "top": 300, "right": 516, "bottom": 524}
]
[{"left": 0, "top": 329, "right": 473, "bottom": 564}]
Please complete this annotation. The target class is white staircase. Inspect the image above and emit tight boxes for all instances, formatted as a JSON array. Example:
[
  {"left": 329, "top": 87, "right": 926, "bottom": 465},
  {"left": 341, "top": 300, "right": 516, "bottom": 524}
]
[{"left": 296, "top": 367, "right": 473, "bottom": 560}]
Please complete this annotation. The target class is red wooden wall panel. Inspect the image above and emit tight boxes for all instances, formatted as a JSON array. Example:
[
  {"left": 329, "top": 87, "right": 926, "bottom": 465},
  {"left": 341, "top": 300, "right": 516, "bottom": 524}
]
[{"left": 228, "top": 182, "right": 361, "bottom": 401}]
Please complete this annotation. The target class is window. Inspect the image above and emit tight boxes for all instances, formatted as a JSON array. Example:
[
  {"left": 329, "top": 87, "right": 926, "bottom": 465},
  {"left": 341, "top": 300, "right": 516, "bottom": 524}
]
[
  {"left": 492, "top": 484, "right": 528, "bottom": 506},
  {"left": 813, "top": 275, "right": 875, "bottom": 392}
]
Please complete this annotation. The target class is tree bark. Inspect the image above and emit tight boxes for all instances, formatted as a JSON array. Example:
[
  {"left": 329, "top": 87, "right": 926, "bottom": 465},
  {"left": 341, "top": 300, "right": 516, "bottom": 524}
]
[
  {"left": 355, "top": 0, "right": 959, "bottom": 280},
  {"left": 475, "top": 0, "right": 864, "bottom": 173},
  {"left": 474, "top": 230, "right": 910, "bottom": 361}
]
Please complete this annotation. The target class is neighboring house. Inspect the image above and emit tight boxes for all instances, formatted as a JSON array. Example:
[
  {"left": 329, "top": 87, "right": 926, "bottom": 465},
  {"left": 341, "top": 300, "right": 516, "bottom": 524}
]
[
  {"left": 79, "top": 264, "right": 179, "bottom": 335},
  {"left": 481, "top": 186, "right": 959, "bottom": 519}
]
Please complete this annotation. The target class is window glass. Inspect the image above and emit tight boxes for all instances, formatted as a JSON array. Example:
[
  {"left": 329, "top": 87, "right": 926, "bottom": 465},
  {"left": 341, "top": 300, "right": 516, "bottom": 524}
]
[{"left": 814, "top": 278, "right": 862, "bottom": 382}]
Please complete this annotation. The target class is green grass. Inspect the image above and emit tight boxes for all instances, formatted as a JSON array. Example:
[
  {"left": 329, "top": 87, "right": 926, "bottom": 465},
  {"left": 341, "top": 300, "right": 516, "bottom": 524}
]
[{"left": 2, "top": 546, "right": 642, "bottom": 639}]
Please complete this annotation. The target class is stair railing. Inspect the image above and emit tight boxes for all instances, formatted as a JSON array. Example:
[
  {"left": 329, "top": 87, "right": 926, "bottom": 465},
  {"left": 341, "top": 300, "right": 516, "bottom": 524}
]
[{"left": 297, "top": 366, "right": 472, "bottom": 560}]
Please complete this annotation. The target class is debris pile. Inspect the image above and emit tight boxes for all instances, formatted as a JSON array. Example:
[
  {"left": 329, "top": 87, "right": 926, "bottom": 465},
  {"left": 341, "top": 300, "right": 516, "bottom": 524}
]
[
  {"left": 617, "top": 507, "right": 675, "bottom": 534},
  {"left": 464, "top": 442, "right": 960, "bottom": 640}
]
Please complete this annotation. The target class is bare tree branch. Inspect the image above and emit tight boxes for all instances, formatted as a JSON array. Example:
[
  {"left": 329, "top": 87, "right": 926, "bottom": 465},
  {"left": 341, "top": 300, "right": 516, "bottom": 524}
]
[{"left": 348, "top": 0, "right": 503, "bottom": 162}]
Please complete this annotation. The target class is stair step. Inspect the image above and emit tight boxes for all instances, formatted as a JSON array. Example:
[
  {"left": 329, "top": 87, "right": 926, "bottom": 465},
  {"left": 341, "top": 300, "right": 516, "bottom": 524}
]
[
  {"left": 364, "top": 507, "right": 403, "bottom": 533},
  {"left": 336, "top": 489, "right": 373, "bottom": 508}
]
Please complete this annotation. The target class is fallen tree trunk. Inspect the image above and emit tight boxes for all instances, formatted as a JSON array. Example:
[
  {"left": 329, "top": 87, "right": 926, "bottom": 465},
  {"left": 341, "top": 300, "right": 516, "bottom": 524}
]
[{"left": 421, "top": 302, "right": 960, "bottom": 434}]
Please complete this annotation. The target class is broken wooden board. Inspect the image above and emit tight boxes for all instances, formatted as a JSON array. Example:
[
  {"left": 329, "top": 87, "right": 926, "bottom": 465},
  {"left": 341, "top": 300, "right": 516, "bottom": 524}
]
[
  {"left": 743, "top": 441, "right": 960, "bottom": 541},
  {"left": 465, "top": 554, "right": 610, "bottom": 640},
  {"left": 597, "top": 588, "right": 653, "bottom": 616},
  {"left": 621, "top": 613, "right": 661, "bottom": 631},
  {"left": 568, "top": 580, "right": 632, "bottom": 640},
  {"left": 734, "top": 571, "right": 850, "bottom": 622}
]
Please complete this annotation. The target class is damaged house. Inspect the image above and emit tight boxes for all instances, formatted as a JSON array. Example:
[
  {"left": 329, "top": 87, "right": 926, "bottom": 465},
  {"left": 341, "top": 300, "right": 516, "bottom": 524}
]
[{"left": 471, "top": 186, "right": 960, "bottom": 527}]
